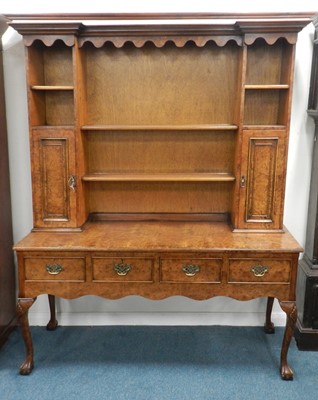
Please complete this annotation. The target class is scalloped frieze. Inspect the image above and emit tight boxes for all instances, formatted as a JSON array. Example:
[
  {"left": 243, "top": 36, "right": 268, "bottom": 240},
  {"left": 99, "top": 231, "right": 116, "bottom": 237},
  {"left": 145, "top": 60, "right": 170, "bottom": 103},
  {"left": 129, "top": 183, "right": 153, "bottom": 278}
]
[
  {"left": 24, "top": 35, "right": 75, "bottom": 47},
  {"left": 78, "top": 35, "right": 243, "bottom": 48},
  {"left": 244, "top": 32, "right": 298, "bottom": 46},
  {"left": 10, "top": 22, "right": 84, "bottom": 47}
]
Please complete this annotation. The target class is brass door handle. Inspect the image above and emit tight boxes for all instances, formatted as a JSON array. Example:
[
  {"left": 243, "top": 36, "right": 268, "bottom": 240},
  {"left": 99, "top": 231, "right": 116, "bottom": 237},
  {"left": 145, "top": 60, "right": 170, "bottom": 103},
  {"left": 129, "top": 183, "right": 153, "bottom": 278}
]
[
  {"left": 250, "top": 265, "right": 269, "bottom": 277},
  {"left": 46, "top": 263, "right": 64, "bottom": 275},
  {"left": 182, "top": 264, "right": 200, "bottom": 277},
  {"left": 114, "top": 262, "right": 132, "bottom": 276}
]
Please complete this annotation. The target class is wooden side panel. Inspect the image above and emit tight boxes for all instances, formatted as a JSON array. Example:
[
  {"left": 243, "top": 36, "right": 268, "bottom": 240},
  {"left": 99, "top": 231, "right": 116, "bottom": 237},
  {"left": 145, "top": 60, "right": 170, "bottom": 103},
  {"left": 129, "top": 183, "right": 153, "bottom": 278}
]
[
  {"left": 237, "top": 130, "right": 286, "bottom": 230},
  {"left": 73, "top": 41, "right": 88, "bottom": 226},
  {"left": 32, "top": 128, "right": 77, "bottom": 228}
]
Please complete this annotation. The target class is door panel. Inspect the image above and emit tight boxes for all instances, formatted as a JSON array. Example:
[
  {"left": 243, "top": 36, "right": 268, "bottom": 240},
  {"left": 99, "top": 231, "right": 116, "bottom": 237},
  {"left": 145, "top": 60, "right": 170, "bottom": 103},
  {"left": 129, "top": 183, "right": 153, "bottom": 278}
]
[
  {"left": 32, "top": 128, "right": 77, "bottom": 228},
  {"left": 237, "top": 130, "right": 286, "bottom": 230}
]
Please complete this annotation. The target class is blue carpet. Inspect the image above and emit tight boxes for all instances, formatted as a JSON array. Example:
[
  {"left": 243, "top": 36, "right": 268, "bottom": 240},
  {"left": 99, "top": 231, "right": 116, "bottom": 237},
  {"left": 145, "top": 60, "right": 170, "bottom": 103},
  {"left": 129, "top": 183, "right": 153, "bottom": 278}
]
[{"left": 0, "top": 326, "right": 317, "bottom": 400}]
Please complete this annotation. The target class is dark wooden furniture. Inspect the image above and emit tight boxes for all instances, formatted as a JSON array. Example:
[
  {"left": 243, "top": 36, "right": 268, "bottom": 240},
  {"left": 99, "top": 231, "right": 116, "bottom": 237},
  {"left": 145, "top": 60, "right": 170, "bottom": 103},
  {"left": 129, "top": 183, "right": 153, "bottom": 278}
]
[
  {"left": 0, "top": 16, "right": 16, "bottom": 348},
  {"left": 295, "top": 14, "right": 318, "bottom": 350},
  {"left": 6, "top": 13, "right": 315, "bottom": 379}
]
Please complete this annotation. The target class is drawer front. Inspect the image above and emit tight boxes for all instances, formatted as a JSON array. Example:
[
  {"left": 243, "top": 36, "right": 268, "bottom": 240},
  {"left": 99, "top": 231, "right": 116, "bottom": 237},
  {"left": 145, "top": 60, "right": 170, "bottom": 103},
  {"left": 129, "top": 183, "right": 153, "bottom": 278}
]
[
  {"left": 24, "top": 257, "right": 85, "bottom": 281},
  {"left": 92, "top": 257, "right": 154, "bottom": 282},
  {"left": 160, "top": 258, "right": 222, "bottom": 283},
  {"left": 228, "top": 259, "right": 291, "bottom": 283}
]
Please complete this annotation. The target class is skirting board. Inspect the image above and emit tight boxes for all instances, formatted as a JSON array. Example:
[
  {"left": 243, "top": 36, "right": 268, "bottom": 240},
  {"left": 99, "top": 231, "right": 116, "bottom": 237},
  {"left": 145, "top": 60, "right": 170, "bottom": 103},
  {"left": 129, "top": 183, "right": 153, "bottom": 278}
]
[{"left": 29, "top": 311, "right": 287, "bottom": 327}]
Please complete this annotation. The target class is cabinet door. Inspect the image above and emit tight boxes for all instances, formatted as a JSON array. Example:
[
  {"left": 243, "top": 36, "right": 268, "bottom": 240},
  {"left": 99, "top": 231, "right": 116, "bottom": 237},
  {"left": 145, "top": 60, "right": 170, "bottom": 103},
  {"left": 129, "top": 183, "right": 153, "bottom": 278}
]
[
  {"left": 237, "top": 129, "right": 286, "bottom": 230},
  {"left": 32, "top": 128, "right": 77, "bottom": 229}
]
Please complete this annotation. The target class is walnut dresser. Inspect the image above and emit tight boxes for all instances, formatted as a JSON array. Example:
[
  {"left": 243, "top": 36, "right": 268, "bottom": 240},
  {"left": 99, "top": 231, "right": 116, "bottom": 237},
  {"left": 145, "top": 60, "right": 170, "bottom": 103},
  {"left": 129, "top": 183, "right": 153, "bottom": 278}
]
[{"left": 5, "top": 12, "right": 316, "bottom": 379}]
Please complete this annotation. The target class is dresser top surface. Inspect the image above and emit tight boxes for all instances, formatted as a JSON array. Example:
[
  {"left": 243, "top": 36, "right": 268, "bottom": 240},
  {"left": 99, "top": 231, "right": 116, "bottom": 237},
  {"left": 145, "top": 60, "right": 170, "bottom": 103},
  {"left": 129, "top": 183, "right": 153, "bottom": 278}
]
[{"left": 14, "top": 221, "right": 302, "bottom": 253}]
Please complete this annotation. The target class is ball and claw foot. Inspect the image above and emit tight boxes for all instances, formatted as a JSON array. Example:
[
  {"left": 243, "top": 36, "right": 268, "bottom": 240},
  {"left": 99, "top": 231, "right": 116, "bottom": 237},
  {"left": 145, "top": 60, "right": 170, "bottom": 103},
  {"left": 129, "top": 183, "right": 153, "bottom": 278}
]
[
  {"left": 264, "top": 321, "right": 275, "bottom": 334},
  {"left": 19, "top": 358, "right": 34, "bottom": 376},
  {"left": 280, "top": 363, "right": 294, "bottom": 381},
  {"left": 46, "top": 319, "right": 58, "bottom": 331}
]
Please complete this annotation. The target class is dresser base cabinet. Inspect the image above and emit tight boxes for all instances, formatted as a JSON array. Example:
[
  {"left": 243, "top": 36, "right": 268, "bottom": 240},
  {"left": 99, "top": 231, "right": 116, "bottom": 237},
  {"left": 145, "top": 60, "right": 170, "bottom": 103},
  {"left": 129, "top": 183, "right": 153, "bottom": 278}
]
[{"left": 14, "top": 220, "right": 301, "bottom": 379}]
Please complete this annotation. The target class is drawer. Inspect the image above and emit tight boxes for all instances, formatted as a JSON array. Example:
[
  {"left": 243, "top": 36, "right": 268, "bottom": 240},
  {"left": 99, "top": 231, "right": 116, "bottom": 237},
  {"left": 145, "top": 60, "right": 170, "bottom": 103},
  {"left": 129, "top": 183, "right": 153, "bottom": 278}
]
[
  {"left": 160, "top": 258, "right": 222, "bottom": 283},
  {"left": 228, "top": 259, "right": 291, "bottom": 283},
  {"left": 24, "top": 257, "right": 85, "bottom": 281},
  {"left": 92, "top": 257, "right": 154, "bottom": 282}
]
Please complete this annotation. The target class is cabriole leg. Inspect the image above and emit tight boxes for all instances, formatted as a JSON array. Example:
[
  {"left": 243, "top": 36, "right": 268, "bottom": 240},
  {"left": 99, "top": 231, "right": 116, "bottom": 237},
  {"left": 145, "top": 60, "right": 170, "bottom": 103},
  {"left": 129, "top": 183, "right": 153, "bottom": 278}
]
[
  {"left": 264, "top": 296, "right": 275, "bottom": 334},
  {"left": 16, "top": 297, "right": 36, "bottom": 375},
  {"left": 279, "top": 300, "right": 297, "bottom": 380},
  {"left": 46, "top": 295, "right": 58, "bottom": 331}
]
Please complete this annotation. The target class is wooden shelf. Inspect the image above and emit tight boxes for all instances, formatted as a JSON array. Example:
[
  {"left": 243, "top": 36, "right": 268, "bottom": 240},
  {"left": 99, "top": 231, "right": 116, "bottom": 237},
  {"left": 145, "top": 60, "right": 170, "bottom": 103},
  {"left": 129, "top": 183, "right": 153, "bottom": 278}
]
[
  {"left": 81, "top": 124, "right": 238, "bottom": 131},
  {"left": 82, "top": 172, "right": 236, "bottom": 182},
  {"left": 243, "top": 125, "right": 286, "bottom": 130},
  {"left": 245, "top": 84, "right": 289, "bottom": 90},
  {"left": 31, "top": 125, "right": 75, "bottom": 130},
  {"left": 31, "top": 85, "right": 74, "bottom": 91}
]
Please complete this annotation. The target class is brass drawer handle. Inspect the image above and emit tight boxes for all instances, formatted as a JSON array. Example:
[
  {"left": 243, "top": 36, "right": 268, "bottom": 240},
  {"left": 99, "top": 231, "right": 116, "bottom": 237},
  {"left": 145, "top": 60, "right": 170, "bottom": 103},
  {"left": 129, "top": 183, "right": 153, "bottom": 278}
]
[
  {"left": 182, "top": 264, "right": 200, "bottom": 277},
  {"left": 114, "top": 262, "right": 132, "bottom": 276},
  {"left": 46, "top": 263, "right": 64, "bottom": 275},
  {"left": 250, "top": 265, "right": 269, "bottom": 277}
]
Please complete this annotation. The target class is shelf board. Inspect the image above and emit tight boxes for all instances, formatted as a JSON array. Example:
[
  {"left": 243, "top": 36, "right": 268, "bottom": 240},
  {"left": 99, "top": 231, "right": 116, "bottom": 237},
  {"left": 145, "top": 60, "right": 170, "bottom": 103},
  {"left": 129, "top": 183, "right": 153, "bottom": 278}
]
[
  {"left": 245, "top": 84, "right": 289, "bottom": 90},
  {"left": 82, "top": 172, "right": 236, "bottom": 182},
  {"left": 243, "top": 125, "right": 286, "bottom": 130},
  {"left": 81, "top": 124, "right": 238, "bottom": 131},
  {"left": 31, "top": 125, "right": 75, "bottom": 129},
  {"left": 31, "top": 85, "right": 74, "bottom": 91}
]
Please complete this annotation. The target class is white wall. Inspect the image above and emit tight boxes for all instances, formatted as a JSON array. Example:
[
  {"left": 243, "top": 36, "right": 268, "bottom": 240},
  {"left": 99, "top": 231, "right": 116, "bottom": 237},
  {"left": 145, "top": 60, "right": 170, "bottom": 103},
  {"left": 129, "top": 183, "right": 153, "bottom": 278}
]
[{"left": 2, "top": 1, "right": 317, "bottom": 326}]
